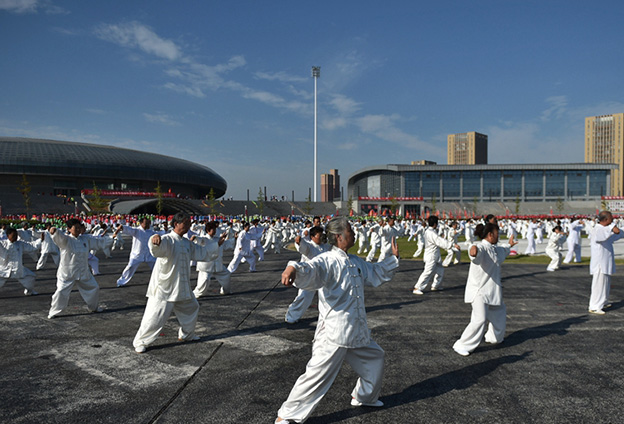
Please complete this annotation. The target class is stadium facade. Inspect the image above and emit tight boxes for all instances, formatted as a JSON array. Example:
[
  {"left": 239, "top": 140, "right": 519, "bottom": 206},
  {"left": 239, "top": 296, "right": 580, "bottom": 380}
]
[
  {"left": 348, "top": 163, "right": 617, "bottom": 216},
  {"left": 0, "top": 137, "right": 227, "bottom": 215}
]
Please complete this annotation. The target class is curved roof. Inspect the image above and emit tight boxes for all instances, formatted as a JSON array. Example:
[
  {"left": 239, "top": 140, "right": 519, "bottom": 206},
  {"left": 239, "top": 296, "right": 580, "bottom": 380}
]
[{"left": 0, "top": 137, "right": 227, "bottom": 197}]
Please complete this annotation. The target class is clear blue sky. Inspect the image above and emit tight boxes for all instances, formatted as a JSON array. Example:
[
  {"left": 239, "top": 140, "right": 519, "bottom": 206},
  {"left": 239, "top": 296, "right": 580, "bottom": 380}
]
[{"left": 1, "top": 0, "right": 623, "bottom": 200}]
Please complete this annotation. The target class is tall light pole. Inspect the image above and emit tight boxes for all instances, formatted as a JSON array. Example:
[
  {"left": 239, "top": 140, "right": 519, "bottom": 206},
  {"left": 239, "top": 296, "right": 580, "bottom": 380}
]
[{"left": 312, "top": 66, "right": 321, "bottom": 202}]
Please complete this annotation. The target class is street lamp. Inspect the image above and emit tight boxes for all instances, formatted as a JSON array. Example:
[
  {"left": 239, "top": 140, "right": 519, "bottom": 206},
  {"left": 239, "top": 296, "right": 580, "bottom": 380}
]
[{"left": 312, "top": 66, "right": 321, "bottom": 202}]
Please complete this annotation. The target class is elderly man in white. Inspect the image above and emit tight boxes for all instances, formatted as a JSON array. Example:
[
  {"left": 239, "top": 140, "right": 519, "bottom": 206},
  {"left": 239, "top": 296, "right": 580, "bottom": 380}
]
[
  {"left": 0, "top": 227, "right": 41, "bottom": 295},
  {"left": 193, "top": 221, "right": 230, "bottom": 297},
  {"left": 133, "top": 213, "right": 215, "bottom": 353},
  {"left": 588, "top": 211, "right": 624, "bottom": 315},
  {"left": 275, "top": 217, "right": 399, "bottom": 424}
]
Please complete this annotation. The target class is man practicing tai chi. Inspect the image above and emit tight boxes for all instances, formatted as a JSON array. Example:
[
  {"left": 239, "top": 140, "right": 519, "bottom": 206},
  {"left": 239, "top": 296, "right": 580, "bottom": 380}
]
[
  {"left": 275, "top": 217, "right": 399, "bottom": 423},
  {"left": 133, "top": 212, "right": 214, "bottom": 353},
  {"left": 113, "top": 217, "right": 158, "bottom": 287}
]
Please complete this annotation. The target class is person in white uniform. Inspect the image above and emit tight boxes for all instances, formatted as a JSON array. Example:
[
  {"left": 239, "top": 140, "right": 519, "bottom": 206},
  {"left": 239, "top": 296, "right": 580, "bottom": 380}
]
[
  {"left": 563, "top": 218, "right": 584, "bottom": 264},
  {"left": 545, "top": 225, "right": 567, "bottom": 272},
  {"left": 588, "top": 211, "right": 624, "bottom": 315},
  {"left": 377, "top": 217, "right": 399, "bottom": 262},
  {"left": 275, "top": 217, "right": 399, "bottom": 424},
  {"left": 453, "top": 223, "right": 517, "bottom": 356},
  {"left": 365, "top": 221, "right": 381, "bottom": 262},
  {"left": 0, "top": 227, "right": 41, "bottom": 295},
  {"left": 413, "top": 216, "right": 460, "bottom": 295},
  {"left": 193, "top": 221, "right": 231, "bottom": 297},
  {"left": 524, "top": 219, "right": 538, "bottom": 255},
  {"left": 227, "top": 222, "right": 257, "bottom": 273},
  {"left": 133, "top": 212, "right": 214, "bottom": 353},
  {"left": 284, "top": 226, "right": 328, "bottom": 324},
  {"left": 113, "top": 218, "right": 158, "bottom": 287},
  {"left": 48, "top": 219, "right": 112, "bottom": 319},
  {"left": 412, "top": 220, "right": 425, "bottom": 258},
  {"left": 36, "top": 222, "right": 60, "bottom": 270}
]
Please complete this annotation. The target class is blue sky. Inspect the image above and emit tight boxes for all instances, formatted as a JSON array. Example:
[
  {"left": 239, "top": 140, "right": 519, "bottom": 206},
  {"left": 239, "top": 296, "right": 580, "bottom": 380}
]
[{"left": 1, "top": 0, "right": 623, "bottom": 200}]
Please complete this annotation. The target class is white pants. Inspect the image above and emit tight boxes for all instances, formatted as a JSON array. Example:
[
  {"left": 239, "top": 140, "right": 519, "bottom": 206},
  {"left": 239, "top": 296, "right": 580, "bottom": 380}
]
[
  {"left": 285, "top": 289, "right": 315, "bottom": 323},
  {"left": 545, "top": 247, "right": 561, "bottom": 271},
  {"left": 116, "top": 258, "right": 156, "bottom": 287},
  {"left": 357, "top": 238, "right": 368, "bottom": 254},
  {"left": 88, "top": 254, "right": 99, "bottom": 275},
  {"left": 193, "top": 269, "right": 232, "bottom": 297},
  {"left": 524, "top": 238, "right": 536, "bottom": 255},
  {"left": 414, "top": 259, "right": 444, "bottom": 290},
  {"left": 442, "top": 248, "right": 460, "bottom": 266},
  {"left": 366, "top": 242, "right": 379, "bottom": 262},
  {"left": 453, "top": 299, "right": 506, "bottom": 353},
  {"left": 277, "top": 338, "right": 384, "bottom": 423},
  {"left": 37, "top": 251, "right": 60, "bottom": 270},
  {"left": 262, "top": 238, "right": 281, "bottom": 254},
  {"left": 563, "top": 242, "right": 581, "bottom": 263},
  {"left": 0, "top": 269, "right": 36, "bottom": 291},
  {"left": 227, "top": 250, "right": 256, "bottom": 272},
  {"left": 589, "top": 271, "right": 611, "bottom": 311},
  {"left": 49, "top": 275, "right": 100, "bottom": 317},
  {"left": 133, "top": 296, "right": 200, "bottom": 349},
  {"left": 412, "top": 241, "right": 424, "bottom": 258}
]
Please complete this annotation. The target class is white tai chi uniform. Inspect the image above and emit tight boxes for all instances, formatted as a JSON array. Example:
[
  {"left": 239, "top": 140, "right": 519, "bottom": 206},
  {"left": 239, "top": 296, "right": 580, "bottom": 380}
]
[
  {"left": 36, "top": 231, "right": 60, "bottom": 270},
  {"left": 284, "top": 236, "right": 328, "bottom": 324},
  {"left": 277, "top": 247, "right": 399, "bottom": 423},
  {"left": 414, "top": 227, "right": 454, "bottom": 292},
  {"left": 524, "top": 222, "right": 538, "bottom": 255},
  {"left": 563, "top": 220, "right": 583, "bottom": 263},
  {"left": 442, "top": 227, "right": 461, "bottom": 267},
  {"left": 48, "top": 230, "right": 112, "bottom": 318},
  {"left": 0, "top": 238, "right": 40, "bottom": 294},
  {"left": 116, "top": 225, "right": 158, "bottom": 287},
  {"left": 588, "top": 223, "right": 624, "bottom": 312},
  {"left": 193, "top": 232, "right": 232, "bottom": 297},
  {"left": 453, "top": 239, "right": 512, "bottom": 355},
  {"left": 545, "top": 232, "right": 566, "bottom": 271},
  {"left": 412, "top": 224, "right": 425, "bottom": 258},
  {"left": 377, "top": 223, "right": 398, "bottom": 262},
  {"left": 227, "top": 229, "right": 257, "bottom": 272},
  {"left": 365, "top": 223, "right": 381, "bottom": 262},
  {"left": 133, "top": 232, "right": 213, "bottom": 350},
  {"left": 356, "top": 223, "right": 369, "bottom": 254}
]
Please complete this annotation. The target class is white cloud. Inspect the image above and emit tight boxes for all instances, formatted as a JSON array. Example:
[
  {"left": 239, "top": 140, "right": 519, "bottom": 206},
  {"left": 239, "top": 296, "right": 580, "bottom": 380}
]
[
  {"left": 541, "top": 95, "right": 568, "bottom": 121},
  {"left": 355, "top": 114, "right": 441, "bottom": 154},
  {"left": 254, "top": 71, "right": 306, "bottom": 83},
  {"left": 143, "top": 112, "right": 180, "bottom": 126},
  {"left": 0, "top": 0, "right": 38, "bottom": 13},
  {"left": 329, "top": 94, "right": 361, "bottom": 116},
  {"left": 94, "top": 21, "right": 182, "bottom": 61}
]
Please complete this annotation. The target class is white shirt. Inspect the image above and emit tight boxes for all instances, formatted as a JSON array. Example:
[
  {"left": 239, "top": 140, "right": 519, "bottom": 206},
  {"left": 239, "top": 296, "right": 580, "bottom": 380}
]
[
  {"left": 288, "top": 246, "right": 399, "bottom": 348},
  {"left": 464, "top": 239, "right": 511, "bottom": 306},
  {"left": 51, "top": 231, "right": 111, "bottom": 281},
  {"left": 122, "top": 225, "right": 157, "bottom": 262},
  {"left": 590, "top": 224, "right": 624, "bottom": 276},
  {"left": 0, "top": 239, "right": 40, "bottom": 278}
]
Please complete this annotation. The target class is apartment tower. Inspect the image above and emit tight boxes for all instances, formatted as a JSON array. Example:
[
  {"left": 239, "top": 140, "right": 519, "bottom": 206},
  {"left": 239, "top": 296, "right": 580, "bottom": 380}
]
[
  {"left": 585, "top": 113, "right": 624, "bottom": 196},
  {"left": 447, "top": 132, "right": 488, "bottom": 165}
]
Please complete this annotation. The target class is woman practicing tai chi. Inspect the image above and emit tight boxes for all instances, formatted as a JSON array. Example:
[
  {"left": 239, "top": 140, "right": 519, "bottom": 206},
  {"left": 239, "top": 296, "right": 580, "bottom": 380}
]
[{"left": 453, "top": 223, "right": 517, "bottom": 356}]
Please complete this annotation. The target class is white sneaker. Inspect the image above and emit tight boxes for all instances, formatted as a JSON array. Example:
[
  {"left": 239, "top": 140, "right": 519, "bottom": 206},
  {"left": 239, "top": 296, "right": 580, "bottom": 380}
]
[
  {"left": 431, "top": 287, "right": 444, "bottom": 291},
  {"left": 135, "top": 346, "right": 147, "bottom": 354},
  {"left": 179, "top": 335, "right": 201, "bottom": 342},
  {"left": 413, "top": 289, "right": 424, "bottom": 295},
  {"left": 24, "top": 289, "right": 38, "bottom": 296},
  {"left": 351, "top": 398, "right": 384, "bottom": 407},
  {"left": 588, "top": 309, "right": 606, "bottom": 315}
]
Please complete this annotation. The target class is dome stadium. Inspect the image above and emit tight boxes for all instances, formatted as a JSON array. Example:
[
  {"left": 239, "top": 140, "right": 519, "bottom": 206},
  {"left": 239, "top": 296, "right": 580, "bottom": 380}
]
[{"left": 0, "top": 137, "right": 227, "bottom": 215}]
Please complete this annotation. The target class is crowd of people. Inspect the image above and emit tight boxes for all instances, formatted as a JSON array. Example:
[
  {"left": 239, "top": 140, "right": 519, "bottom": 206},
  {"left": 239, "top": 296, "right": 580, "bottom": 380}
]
[{"left": 1, "top": 210, "right": 622, "bottom": 423}]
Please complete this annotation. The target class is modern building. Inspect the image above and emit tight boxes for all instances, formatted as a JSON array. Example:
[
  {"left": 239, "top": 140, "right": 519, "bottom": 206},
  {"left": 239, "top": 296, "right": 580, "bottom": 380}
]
[
  {"left": 0, "top": 137, "right": 227, "bottom": 215},
  {"left": 448, "top": 132, "right": 488, "bottom": 165},
  {"left": 348, "top": 163, "right": 616, "bottom": 215},
  {"left": 585, "top": 113, "right": 624, "bottom": 196},
  {"left": 320, "top": 169, "right": 341, "bottom": 202}
]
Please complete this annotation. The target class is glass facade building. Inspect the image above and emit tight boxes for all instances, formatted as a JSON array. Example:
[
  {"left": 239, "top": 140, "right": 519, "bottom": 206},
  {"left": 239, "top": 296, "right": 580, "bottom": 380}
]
[{"left": 348, "top": 163, "right": 616, "bottom": 202}]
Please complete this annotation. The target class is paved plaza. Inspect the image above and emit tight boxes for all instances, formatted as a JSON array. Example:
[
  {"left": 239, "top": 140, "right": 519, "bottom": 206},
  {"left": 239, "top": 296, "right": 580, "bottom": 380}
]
[{"left": 1, "top": 240, "right": 624, "bottom": 423}]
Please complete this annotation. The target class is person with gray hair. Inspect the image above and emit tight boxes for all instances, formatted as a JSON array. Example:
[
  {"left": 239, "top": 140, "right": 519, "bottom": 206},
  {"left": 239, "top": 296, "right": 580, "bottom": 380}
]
[
  {"left": 275, "top": 217, "right": 399, "bottom": 424},
  {"left": 588, "top": 211, "right": 623, "bottom": 314}
]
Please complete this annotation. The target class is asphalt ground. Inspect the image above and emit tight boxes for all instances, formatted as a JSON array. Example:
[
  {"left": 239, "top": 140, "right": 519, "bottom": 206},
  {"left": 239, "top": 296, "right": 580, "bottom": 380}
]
[{"left": 1, "top": 239, "right": 623, "bottom": 424}]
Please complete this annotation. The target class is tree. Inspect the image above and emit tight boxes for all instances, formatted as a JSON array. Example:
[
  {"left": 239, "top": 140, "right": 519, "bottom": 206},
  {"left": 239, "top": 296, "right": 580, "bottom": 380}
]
[
  {"left": 256, "top": 187, "right": 265, "bottom": 216},
  {"left": 389, "top": 196, "right": 399, "bottom": 216},
  {"left": 347, "top": 195, "right": 354, "bottom": 215},
  {"left": 431, "top": 194, "right": 437, "bottom": 213},
  {"left": 472, "top": 196, "right": 478, "bottom": 215},
  {"left": 514, "top": 196, "right": 521, "bottom": 215},
  {"left": 155, "top": 181, "right": 164, "bottom": 215},
  {"left": 206, "top": 187, "right": 218, "bottom": 215},
  {"left": 89, "top": 182, "right": 108, "bottom": 212},
  {"left": 556, "top": 197, "right": 565, "bottom": 214},
  {"left": 18, "top": 174, "right": 31, "bottom": 217}
]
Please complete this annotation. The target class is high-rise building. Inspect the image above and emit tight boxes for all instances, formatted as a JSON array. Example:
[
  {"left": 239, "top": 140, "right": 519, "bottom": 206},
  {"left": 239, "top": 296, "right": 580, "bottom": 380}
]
[
  {"left": 321, "top": 169, "right": 341, "bottom": 202},
  {"left": 448, "top": 132, "right": 488, "bottom": 165},
  {"left": 585, "top": 113, "right": 624, "bottom": 196}
]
